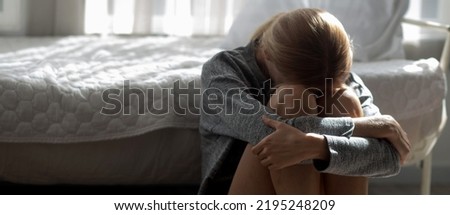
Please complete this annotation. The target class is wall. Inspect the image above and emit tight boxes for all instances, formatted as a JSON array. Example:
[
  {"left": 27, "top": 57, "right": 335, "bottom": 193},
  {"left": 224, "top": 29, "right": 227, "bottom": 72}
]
[
  {"left": 0, "top": 0, "right": 27, "bottom": 35},
  {"left": 26, "top": 0, "right": 55, "bottom": 35},
  {"left": 438, "top": 0, "right": 450, "bottom": 25},
  {"left": 26, "top": 0, "right": 84, "bottom": 35}
]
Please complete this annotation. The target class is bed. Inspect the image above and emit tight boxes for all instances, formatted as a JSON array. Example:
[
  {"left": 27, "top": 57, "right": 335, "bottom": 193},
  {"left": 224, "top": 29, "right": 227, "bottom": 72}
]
[
  {"left": 0, "top": 36, "right": 222, "bottom": 185},
  {"left": 0, "top": 0, "right": 448, "bottom": 194}
]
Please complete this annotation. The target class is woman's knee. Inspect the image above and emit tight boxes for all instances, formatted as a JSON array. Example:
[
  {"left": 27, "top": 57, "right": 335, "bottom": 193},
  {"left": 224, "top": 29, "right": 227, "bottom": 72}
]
[
  {"left": 323, "top": 174, "right": 368, "bottom": 195},
  {"left": 270, "top": 164, "right": 321, "bottom": 195},
  {"left": 228, "top": 144, "right": 275, "bottom": 194},
  {"left": 318, "top": 88, "right": 363, "bottom": 117},
  {"left": 269, "top": 84, "right": 318, "bottom": 117}
]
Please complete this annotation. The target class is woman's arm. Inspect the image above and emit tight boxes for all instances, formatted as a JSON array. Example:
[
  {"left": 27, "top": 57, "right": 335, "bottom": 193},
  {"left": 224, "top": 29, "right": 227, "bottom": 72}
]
[
  {"left": 253, "top": 76, "right": 409, "bottom": 175},
  {"left": 201, "top": 59, "right": 407, "bottom": 177},
  {"left": 201, "top": 61, "right": 353, "bottom": 143},
  {"left": 352, "top": 116, "right": 410, "bottom": 164},
  {"left": 348, "top": 73, "right": 411, "bottom": 164},
  {"left": 251, "top": 115, "right": 330, "bottom": 170}
]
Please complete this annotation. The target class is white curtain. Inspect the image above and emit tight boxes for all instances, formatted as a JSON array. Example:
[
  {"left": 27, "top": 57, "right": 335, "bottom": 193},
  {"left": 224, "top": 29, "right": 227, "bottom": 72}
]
[
  {"left": 1, "top": 0, "right": 244, "bottom": 36},
  {"left": 0, "top": 0, "right": 26, "bottom": 35},
  {"left": 12, "top": 0, "right": 450, "bottom": 36},
  {"left": 85, "top": 0, "right": 246, "bottom": 36}
]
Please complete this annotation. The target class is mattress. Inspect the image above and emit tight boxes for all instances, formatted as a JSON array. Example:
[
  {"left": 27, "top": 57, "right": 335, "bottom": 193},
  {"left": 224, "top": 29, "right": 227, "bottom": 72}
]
[
  {"left": 0, "top": 36, "right": 446, "bottom": 184},
  {"left": 0, "top": 128, "right": 202, "bottom": 185},
  {"left": 0, "top": 36, "right": 222, "bottom": 143},
  {"left": 0, "top": 36, "right": 221, "bottom": 185}
]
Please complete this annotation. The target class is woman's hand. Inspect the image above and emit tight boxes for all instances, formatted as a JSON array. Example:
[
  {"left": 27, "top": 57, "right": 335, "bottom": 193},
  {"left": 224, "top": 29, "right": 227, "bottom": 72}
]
[
  {"left": 251, "top": 116, "right": 329, "bottom": 170},
  {"left": 353, "top": 115, "right": 411, "bottom": 164}
]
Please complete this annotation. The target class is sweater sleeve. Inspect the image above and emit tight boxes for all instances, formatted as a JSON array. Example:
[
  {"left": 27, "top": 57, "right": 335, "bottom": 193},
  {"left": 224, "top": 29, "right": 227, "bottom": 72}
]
[
  {"left": 201, "top": 59, "right": 400, "bottom": 177},
  {"left": 200, "top": 60, "right": 354, "bottom": 143},
  {"left": 314, "top": 73, "right": 400, "bottom": 177}
]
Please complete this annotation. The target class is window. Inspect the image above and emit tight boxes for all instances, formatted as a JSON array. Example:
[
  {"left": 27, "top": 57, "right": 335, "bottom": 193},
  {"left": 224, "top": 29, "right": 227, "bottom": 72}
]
[
  {"left": 0, "top": 0, "right": 25, "bottom": 35},
  {"left": 84, "top": 0, "right": 243, "bottom": 36},
  {"left": 405, "top": 0, "right": 440, "bottom": 21},
  {"left": 403, "top": 0, "right": 448, "bottom": 40}
]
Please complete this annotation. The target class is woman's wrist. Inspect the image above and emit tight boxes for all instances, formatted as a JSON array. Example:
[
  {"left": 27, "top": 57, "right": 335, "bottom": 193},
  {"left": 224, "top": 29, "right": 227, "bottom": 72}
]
[
  {"left": 304, "top": 133, "right": 330, "bottom": 161},
  {"left": 352, "top": 115, "right": 394, "bottom": 138},
  {"left": 352, "top": 117, "right": 371, "bottom": 137}
]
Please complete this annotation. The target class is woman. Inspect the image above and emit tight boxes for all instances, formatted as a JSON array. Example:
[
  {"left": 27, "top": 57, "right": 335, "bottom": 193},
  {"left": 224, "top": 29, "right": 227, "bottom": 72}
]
[{"left": 199, "top": 8, "right": 410, "bottom": 194}]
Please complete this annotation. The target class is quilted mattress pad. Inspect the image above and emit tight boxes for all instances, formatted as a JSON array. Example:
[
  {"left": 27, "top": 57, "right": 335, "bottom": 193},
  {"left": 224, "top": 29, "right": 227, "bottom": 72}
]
[
  {"left": 352, "top": 59, "right": 445, "bottom": 120},
  {"left": 0, "top": 36, "right": 222, "bottom": 142}
]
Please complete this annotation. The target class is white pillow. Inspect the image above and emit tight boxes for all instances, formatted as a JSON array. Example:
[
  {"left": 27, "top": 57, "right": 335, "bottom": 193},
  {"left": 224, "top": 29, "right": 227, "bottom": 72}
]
[{"left": 221, "top": 0, "right": 409, "bottom": 62}]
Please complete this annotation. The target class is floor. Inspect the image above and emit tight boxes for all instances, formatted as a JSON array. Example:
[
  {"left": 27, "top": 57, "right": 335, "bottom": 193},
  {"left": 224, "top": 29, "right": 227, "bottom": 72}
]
[
  {"left": 369, "top": 184, "right": 450, "bottom": 195},
  {"left": 1, "top": 182, "right": 450, "bottom": 195}
]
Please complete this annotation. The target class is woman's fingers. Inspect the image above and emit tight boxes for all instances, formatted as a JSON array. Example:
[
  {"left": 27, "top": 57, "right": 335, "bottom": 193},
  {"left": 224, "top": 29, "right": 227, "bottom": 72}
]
[
  {"left": 251, "top": 136, "right": 268, "bottom": 155},
  {"left": 253, "top": 115, "right": 283, "bottom": 155},
  {"left": 385, "top": 116, "right": 411, "bottom": 164},
  {"left": 252, "top": 133, "right": 274, "bottom": 164},
  {"left": 253, "top": 146, "right": 268, "bottom": 160},
  {"left": 255, "top": 115, "right": 311, "bottom": 170},
  {"left": 260, "top": 157, "right": 271, "bottom": 167},
  {"left": 393, "top": 126, "right": 411, "bottom": 164},
  {"left": 262, "top": 115, "right": 281, "bottom": 129}
]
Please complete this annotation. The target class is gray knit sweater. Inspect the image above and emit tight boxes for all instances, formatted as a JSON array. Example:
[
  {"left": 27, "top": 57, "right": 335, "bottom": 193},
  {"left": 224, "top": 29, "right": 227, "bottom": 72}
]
[{"left": 198, "top": 41, "right": 400, "bottom": 194}]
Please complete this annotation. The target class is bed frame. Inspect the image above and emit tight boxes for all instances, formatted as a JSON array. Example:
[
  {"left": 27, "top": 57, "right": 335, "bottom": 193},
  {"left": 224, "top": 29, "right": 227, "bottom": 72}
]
[{"left": 402, "top": 18, "right": 450, "bottom": 195}]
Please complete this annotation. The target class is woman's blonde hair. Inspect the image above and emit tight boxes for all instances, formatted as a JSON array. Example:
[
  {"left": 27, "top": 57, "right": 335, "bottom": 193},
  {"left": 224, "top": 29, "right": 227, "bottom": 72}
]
[{"left": 252, "top": 8, "right": 352, "bottom": 91}]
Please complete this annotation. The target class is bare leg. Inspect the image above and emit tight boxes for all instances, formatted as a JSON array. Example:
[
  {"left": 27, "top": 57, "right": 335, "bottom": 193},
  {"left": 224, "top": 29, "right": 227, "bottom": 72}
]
[
  {"left": 229, "top": 84, "right": 324, "bottom": 195},
  {"left": 228, "top": 145, "right": 276, "bottom": 194},
  {"left": 270, "top": 164, "right": 322, "bottom": 194},
  {"left": 323, "top": 174, "right": 368, "bottom": 195},
  {"left": 319, "top": 88, "right": 368, "bottom": 195},
  {"left": 268, "top": 85, "right": 321, "bottom": 195}
]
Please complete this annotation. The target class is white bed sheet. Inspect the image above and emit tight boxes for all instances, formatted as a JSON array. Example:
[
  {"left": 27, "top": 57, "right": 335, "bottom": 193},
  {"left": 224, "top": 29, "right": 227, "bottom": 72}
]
[
  {"left": 0, "top": 36, "right": 222, "bottom": 143},
  {"left": 0, "top": 36, "right": 446, "bottom": 184}
]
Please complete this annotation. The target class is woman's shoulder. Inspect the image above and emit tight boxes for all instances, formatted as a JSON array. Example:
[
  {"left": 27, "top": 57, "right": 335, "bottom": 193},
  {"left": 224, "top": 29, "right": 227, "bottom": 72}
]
[
  {"left": 205, "top": 46, "right": 248, "bottom": 66},
  {"left": 202, "top": 45, "right": 253, "bottom": 77}
]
